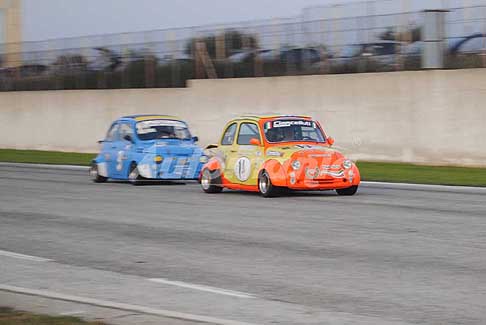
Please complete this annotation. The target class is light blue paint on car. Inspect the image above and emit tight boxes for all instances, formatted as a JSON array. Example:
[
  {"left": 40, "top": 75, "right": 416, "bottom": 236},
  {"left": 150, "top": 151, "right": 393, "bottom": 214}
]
[{"left": 90, "top": 115, "right": 207, "bottom": 184}]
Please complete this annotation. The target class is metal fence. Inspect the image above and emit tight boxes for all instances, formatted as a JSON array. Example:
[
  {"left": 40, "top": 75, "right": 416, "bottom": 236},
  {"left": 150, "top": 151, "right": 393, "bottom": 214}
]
[{"left": 1, "top": 0, "right": 486, "bottom": 91}]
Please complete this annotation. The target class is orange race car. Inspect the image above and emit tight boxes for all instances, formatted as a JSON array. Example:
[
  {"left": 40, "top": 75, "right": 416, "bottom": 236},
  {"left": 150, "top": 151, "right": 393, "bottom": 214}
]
[{"left": 200, "top": 115, "right": 361, "bottom": 197}]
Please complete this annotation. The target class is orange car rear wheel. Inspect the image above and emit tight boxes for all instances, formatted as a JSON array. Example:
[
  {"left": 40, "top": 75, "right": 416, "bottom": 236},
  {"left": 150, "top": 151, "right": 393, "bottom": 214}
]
[{"left": 201, "top": 169, "right": 223, "bottom": 194}]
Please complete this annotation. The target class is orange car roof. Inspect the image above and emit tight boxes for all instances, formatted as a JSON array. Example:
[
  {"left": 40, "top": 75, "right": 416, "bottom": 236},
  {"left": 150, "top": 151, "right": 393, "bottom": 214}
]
[{"left": 234, "top": 114, "right": 312, "bottom": 122}]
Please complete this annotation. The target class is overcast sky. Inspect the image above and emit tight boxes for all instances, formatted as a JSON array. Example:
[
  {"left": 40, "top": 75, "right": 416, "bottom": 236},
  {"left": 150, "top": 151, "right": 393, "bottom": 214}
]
[{"left": 23, "top": 0, "right": 363, "bottom": 41}]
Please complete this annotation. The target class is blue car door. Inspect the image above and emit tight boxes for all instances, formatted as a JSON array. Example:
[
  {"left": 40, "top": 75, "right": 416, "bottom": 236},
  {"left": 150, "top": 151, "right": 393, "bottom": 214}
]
[
  {"left": 106, "top": 122, "right": 127, "bottom": 179},
  {"left": 114, "top": 121, "right": 136, "bottom": 178},
  {"left": 102, "top": 122, "right": 120, "bottom": 178}
]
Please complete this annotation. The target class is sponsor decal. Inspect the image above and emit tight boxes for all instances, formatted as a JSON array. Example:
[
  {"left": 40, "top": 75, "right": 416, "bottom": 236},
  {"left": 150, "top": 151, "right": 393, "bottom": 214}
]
[
  {"left": 322, "top": 165, "right": 341, "bottom": 170},
  {"left": 234, "top": 157, "right": 252, "bottom": 182},
  {"left": 267, "top": 150, "right": 283, "bottom": 157},
  {"left": 272, "top": 120, "right": 313, "bottom": 128},
  {"left": 295, "top": 145, "right": 327, "bottom": 150},
  {"left": 116, "top": 151, "right": 127, "bottom": 171},
  {"left": 309, "top": 154, "right": 331, "bottom": 158},
  {"left": 305, "top": 167, "right": 345, "bottom": 179}
]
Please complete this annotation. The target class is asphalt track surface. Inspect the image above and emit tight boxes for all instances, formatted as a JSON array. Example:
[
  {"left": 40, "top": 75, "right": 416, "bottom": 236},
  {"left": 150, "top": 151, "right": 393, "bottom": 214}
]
[{"left": 0, "top": 164, "right": 485, "bottom": 324}]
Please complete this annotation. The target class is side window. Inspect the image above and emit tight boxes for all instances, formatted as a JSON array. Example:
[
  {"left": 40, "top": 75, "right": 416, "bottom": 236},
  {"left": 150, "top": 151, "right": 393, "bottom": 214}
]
[
  {"left": 237, "top": 123, "right": 261, "bottom": 145},
  {"left": 105, "top": 123, "right": 119, "bottom": 142},
  {"left": 221, "top": 123, "right": 237, "bottom": 146},
  {"left": 119, "top": 123, "right": 134, "bottom": 141},
  {"left": 460, "top": 37, "right": 486, "bottom": 53}
]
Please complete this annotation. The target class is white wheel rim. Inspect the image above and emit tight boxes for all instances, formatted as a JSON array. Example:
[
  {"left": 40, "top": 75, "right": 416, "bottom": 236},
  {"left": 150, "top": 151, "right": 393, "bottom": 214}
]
[
  {"left": 201, "top": 170, "right": 211, "bottom": 190},
  {"left": 90, "top": 165, "right": 98, "bottom": 179},
  {"left": 129, "top": 168, "right": 139, "bottom": 182},
  {"left": 259, "top": 174, "right": 269, "bottom": 194}
]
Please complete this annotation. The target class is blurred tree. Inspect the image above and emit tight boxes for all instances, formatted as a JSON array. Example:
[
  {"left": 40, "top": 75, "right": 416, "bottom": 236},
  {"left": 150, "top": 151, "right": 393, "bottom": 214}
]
[
  {"left": 185, "top": 30, "right": 259, "bottom": 59},
  {"left": 52, "top": 54, "right": 88, "bottom": 73}
]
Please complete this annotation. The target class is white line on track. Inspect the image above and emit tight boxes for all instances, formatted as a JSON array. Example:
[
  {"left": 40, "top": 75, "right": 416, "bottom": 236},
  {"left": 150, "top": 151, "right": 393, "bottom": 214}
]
[
  {"left": 362, "top": 181, "right": 486, "bottom": 193},
  {"left": 3, "top": 162, "right": 486, "bottom": 192},
  {"left": 0, "top": 284, "right": 258, "bottom": 325},
  {"left": 0, "top": 250, "right": 53, "bottom": 262},
  {"left": 0, "top": 162, "right": 89, "bottom": 171},
  {"left": 149, "top": 278, "right": 255, "bottom": 299}
]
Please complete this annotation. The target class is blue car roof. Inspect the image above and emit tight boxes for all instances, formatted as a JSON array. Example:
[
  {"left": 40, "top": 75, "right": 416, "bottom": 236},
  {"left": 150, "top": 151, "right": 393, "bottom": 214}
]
[{"left": 119, "top": 114, "right": 182, "bottom": 121}]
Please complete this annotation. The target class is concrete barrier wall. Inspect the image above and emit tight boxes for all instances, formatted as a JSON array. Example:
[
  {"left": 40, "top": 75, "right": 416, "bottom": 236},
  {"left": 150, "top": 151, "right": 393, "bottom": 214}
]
[{"left": 1, "top": 69, "right": 485, "bottom": 167}]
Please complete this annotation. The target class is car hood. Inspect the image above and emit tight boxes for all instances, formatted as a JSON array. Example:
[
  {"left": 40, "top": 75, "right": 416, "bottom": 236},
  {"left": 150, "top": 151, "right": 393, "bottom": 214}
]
[
  {"left": 139, "top": 140, "right": 202, "bottom": 157},
  {"left": 266, "top": 144, "right": 345, "bottom": 162}
]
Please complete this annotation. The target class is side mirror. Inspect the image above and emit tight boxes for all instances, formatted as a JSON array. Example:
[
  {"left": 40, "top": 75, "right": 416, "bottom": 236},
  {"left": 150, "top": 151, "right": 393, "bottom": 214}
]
[
  {"left": 327, "top": 137, "right": 335, "bottom": 146},
  {"left": 123, "top": 135, "right": 134, "bottom": 143},
  {"left": 192, "top": 136, "right": 199, "bottom": 143},
  {"left": 206, "top": 144, "right": 219, "bottom": 150},
  {"left": 97, "top": 140, "right": 105, "bottom": 144},
  {"left": 249, "top": 138, "right": 262, "bottom": 146}
]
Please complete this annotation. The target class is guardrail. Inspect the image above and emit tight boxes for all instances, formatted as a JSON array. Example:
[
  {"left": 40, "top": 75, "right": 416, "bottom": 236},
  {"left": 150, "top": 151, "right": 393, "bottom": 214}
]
[{"left": 1, "top": 1, "right": 486, "bottom": 91}]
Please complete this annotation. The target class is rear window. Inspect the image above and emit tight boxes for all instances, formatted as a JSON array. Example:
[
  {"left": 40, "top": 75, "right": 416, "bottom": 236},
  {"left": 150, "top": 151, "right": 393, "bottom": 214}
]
[{"left": 136, "top": 119, "right": 191, "bottom": 141}]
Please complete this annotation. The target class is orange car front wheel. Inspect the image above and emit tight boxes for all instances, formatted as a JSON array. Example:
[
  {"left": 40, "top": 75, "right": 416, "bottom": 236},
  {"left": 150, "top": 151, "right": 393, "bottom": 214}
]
[
  {"left": 336, "top": 186, "right": 359, "bottom": 196},
  {"left": 258, "top": 170, "right": 287, "bottom": 198}
]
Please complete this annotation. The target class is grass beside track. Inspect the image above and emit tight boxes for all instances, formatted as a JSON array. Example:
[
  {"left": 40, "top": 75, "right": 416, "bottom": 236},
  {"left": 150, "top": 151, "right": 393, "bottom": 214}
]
[
  {"left": 0, "top": 307, "right": 106, "bottom": 325},
  {"left": 1, "top": 149, "right": 485, "bottom": 187},
  {"left": 0, "top": 149, "right": 95, "bottom": 166},
  {"left": 356, "top": 161, "right": 486, "bottom": 187}
]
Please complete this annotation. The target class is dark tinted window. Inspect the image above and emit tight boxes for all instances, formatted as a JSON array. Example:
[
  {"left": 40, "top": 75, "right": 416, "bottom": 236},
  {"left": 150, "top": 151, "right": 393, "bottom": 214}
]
[
  {"left": 237, "top": 123, "right": 261, "bottom": 145},
  {"left": 119, "top": 123, "right": 134, "bottom": 141},
  {"left": 105, "top": 123, "right": 119, "bottom": 141},
  {"left": 136, "top": 120, "right": 191, "bottom": 141},
  {"left": 221, "top": 123, "right": 237, "bottom": 145},
  {"left": 264, "top": 120, "right": 326, "bottom": 143}
]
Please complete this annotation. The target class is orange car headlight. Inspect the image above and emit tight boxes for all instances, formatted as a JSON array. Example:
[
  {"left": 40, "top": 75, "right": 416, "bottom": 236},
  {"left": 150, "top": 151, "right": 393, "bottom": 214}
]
[
  {"left": 343, "top": 159, "right": 353, "bottom": 169},
  {"left": 291, "top": 160, "right": 301, "bottom": 171}
]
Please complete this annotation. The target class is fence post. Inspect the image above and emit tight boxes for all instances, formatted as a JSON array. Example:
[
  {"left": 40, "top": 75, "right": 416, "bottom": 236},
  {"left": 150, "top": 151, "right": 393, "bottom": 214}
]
[
  {"left": 483, "top": 5, "right": 486, "bottom": 68},
  {"left": 145, "top": 32, "right": 155, "bottom": 88},
  {"left": 422, "top": 9, "right": 448, "bottom": 69},
  {"left": 166, "top": 30, "right": 178, "bottom": 87},
  {"left": 319, "top": 19, "right": 329, "bottom": 74}
]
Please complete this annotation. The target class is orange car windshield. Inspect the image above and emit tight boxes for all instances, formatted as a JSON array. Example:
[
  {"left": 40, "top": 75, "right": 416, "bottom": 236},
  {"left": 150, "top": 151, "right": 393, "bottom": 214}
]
[{"left": 263, "top": 120, "right": 326, "bottom": 143}]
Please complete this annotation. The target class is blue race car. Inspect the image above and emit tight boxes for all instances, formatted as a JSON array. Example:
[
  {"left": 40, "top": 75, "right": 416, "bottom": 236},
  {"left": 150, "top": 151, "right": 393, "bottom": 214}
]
[{"left": 90, "top": 115, "right": 207, "bottom": 184}]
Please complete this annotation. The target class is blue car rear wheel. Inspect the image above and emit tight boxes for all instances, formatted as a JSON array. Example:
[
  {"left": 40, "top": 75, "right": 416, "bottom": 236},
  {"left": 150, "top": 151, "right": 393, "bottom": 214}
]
[
  {"left": 128, "top": 163, "right": 144, "bottom": 186},
  {"left": 90, "top": 163, "right": 108, "bottom": 183}
]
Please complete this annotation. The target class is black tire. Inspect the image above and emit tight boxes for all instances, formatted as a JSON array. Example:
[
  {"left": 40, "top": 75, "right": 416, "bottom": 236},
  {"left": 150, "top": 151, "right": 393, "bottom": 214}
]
[
  {"left": 90, "top": 163, "right": 108, "bottom": 183},
  {"left": 200, "top": 169, "right": 223, "bottom": 193},
  {"left": 336, "top": 186, "right": 359, "bottom": 196},
  {"left": 128, "top": 162, "right": 144, "bottom": 185},
  {"left": 258, "top": 170, "right": 282, "bottom": 198}
]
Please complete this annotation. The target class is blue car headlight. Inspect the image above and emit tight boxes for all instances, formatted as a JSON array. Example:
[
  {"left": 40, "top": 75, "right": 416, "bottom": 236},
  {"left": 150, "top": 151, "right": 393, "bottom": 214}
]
[{"left": 199, "top": 155, "right": 209, "bottom": 163}]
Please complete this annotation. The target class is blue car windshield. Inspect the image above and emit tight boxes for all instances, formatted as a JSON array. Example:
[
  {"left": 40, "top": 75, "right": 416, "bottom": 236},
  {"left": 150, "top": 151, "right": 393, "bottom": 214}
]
[{"left": 136, "top": 119, "right": 192, "bottom": 141}]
